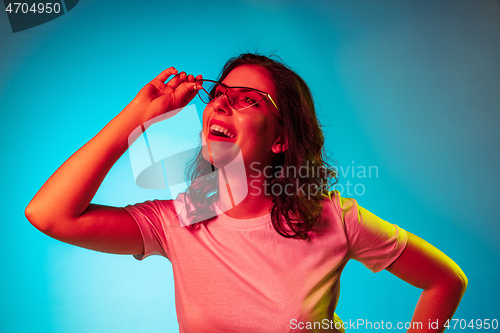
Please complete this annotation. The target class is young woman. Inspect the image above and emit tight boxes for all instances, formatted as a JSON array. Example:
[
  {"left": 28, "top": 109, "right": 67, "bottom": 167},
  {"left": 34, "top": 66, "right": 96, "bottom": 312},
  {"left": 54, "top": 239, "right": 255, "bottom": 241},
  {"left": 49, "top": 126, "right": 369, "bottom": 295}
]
[{"left": 26, "top": 53, "right": 467, "bottom": 332}]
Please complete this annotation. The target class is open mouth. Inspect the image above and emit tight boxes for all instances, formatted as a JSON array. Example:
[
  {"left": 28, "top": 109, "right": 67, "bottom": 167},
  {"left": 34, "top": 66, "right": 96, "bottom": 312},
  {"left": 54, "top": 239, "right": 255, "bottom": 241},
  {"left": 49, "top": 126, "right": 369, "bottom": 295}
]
[{"left": 209, "top": 124, "right": 236, "bottom": 139}]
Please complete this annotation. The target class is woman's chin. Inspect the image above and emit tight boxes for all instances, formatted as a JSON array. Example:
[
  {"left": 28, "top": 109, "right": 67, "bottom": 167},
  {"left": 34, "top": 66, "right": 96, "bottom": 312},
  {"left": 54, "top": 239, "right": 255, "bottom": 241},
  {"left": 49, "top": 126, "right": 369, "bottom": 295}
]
[{"left": 202, "top": 140, "right": 241, "bottom": 168}]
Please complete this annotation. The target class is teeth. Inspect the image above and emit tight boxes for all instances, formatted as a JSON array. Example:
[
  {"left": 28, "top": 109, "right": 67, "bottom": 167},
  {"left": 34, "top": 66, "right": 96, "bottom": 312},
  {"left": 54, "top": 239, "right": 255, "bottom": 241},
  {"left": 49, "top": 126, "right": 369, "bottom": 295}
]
[{"left": 210, "top": 124, "right": 235, "bottom": 138}]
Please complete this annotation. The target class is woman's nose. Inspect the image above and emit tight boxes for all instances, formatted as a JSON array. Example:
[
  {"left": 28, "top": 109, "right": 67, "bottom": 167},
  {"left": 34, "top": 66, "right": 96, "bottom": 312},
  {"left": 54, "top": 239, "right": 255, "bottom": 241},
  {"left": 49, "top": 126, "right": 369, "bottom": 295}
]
[{"left": 212, "top": 94, "right": 232, "bottom": 114}]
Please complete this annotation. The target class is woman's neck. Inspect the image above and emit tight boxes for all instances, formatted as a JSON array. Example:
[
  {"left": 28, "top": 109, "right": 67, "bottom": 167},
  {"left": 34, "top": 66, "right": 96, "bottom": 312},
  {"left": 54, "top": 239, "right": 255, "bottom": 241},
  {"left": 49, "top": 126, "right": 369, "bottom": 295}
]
[{"left": 217, "top": 166, "right": 273, "bottom": 220}]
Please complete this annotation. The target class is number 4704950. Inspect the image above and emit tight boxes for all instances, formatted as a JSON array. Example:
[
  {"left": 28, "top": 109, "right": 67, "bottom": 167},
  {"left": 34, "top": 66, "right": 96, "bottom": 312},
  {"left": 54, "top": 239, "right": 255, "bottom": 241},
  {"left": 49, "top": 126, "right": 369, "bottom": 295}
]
[
  {"left": 444, "top": 319, "right": 498, "bottom": 330},
  {"left": 5, "top": 3, "right": 61, "bottom": 14}
]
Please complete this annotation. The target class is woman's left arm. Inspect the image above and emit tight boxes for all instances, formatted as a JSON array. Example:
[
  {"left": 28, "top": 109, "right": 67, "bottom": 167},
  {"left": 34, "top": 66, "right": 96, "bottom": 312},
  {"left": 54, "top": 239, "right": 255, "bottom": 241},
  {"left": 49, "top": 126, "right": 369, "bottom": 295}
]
[{"left": 386, "top": 232, "right": 468, "bottom": 333}]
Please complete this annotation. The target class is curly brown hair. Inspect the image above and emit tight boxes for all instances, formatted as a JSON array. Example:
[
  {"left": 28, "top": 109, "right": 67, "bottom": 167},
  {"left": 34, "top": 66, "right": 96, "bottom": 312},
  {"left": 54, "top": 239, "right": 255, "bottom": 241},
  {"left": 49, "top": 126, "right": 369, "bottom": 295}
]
[{"left": 184, "top": 53, "right": 338, "bottom": 240}]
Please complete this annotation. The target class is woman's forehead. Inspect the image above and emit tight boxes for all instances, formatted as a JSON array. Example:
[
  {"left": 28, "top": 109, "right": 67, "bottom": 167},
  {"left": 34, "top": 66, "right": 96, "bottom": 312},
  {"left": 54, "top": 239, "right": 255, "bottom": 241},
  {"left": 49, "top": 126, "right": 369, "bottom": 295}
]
[{"left": 222, "top": 65, "right": 276, "bottom": 96}]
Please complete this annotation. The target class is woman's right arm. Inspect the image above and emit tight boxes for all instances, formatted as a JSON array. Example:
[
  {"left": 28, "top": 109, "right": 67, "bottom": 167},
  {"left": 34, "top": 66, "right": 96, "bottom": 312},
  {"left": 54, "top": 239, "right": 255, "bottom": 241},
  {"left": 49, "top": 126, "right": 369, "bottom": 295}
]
[{"left": 25, "top": 68, "right": 202, "bottom": 255}]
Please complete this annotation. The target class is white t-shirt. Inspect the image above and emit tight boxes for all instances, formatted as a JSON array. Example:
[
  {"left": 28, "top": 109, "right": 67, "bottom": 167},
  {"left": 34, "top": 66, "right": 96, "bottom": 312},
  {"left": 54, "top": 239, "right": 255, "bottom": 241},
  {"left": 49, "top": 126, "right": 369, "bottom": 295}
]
[{"left": 124, "top": 190, "right": 408, "bottom": 332}]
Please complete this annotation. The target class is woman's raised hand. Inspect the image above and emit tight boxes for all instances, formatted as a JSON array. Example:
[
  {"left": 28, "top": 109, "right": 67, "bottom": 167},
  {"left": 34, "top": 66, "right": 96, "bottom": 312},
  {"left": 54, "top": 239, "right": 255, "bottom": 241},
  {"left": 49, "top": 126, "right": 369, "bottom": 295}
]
[
  {"left": 132, "top": 67, "right": 203, "bottom": 120},
  {"left": 25, "top": 67, "right": 205, "bottom": 257}
]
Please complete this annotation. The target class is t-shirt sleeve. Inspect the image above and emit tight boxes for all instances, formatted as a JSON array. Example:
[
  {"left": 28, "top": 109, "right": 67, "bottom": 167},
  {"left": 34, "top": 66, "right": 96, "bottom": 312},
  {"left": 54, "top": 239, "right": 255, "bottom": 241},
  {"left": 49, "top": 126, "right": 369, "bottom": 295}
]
[
  {"left": 333, "top": 191, "right": 408, "bottom": 273},
  {"left": 123, "top": 200, "right": 170, "bottom": 261}
]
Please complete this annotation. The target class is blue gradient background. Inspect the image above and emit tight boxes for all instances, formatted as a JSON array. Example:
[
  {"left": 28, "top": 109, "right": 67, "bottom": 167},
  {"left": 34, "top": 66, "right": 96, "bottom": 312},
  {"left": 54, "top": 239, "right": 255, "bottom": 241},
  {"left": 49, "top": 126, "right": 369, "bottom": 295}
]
[{"left": 1, "top": 0, "right": 499, "bottom": 332}]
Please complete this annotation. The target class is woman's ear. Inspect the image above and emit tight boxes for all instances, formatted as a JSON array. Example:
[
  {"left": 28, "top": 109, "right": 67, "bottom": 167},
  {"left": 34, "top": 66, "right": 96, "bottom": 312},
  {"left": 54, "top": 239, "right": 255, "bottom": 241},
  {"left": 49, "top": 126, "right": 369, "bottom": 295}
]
[{"left": 271, "top": 135, "right": 288, "bottom": 154}]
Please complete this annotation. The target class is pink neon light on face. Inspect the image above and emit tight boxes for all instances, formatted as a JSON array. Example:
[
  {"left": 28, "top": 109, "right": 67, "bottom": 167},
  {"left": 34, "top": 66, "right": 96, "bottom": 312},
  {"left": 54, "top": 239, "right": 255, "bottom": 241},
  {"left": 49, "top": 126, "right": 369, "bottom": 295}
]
[{"left": 202, "top": 65, "right": 282, "bottom": 171}]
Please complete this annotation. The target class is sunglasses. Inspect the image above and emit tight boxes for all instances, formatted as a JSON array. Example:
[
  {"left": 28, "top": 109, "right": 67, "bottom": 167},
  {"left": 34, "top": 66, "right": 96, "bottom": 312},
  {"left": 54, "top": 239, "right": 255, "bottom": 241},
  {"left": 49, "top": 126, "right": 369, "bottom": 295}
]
[{"left": 196, "top": 79, "right": 280, "bottom": 113}]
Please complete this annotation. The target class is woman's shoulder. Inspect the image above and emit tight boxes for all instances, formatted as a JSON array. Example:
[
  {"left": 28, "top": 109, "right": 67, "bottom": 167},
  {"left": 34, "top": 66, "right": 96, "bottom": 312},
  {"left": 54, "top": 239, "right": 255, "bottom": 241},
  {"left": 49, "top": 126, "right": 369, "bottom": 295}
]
[
  {"left": 322, "top": 190, "right": 358, "bottom": 216},
  {"left": 124, "top": 197, "right": 179, "bottom": 224},
  {"left": 126, "top": 192, "right": 191, "bottom": 212},
  {"left": 317, "top": 190, "right": 365, "bottom": 235}
]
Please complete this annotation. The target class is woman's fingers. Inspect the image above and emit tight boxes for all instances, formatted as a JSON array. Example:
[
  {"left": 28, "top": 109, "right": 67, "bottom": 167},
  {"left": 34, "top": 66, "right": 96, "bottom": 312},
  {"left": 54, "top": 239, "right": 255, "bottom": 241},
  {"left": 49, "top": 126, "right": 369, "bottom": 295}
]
[
  {"left": 172, "top": 73, "right": 203, "bottom": 95},
  {"left": 185, "top": 74, "right": 200, "bottom": 91},
  {"left": 152, "top": 68, "right": 202, "bottom": 90},
  {"left": 195, "top": 75, "right": 203, "bottom": 91},
  {"left": 166, "top": 71, "right": 188, "bottom": 90},
  {"left": 184, "top": 74, "right": 204, "bottom": 93},
  {"left": 134, "top": 68, "right": 203, "bottom": 117},
  {"left": 152, "top": 69, "right": 204, "bottom": 107},
  {"left": 154, "top": 67, "right": 178, "bottom": 83}
]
